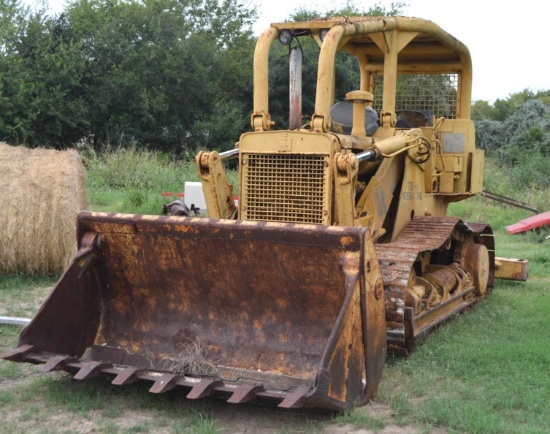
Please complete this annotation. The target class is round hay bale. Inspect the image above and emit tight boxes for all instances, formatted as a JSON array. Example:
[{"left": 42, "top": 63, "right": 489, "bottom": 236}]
[{"left": 0, "top": 142, "right": 88, "bottom": 274}]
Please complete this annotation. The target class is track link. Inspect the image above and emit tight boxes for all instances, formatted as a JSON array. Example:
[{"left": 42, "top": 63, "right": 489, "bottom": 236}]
[{"left": 375, "top": 217, "right": 494, "bottom": 355}]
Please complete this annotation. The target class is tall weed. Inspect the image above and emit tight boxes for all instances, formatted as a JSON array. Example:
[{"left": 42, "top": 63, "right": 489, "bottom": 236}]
[
  {"left": 482, "top": 158, "right": 549, "bottom": 212},
  {"left": 81, "top": 143, "right": 204, "bottom": 214},
  {"left": 81, "top": 143, "right": 196, "bottom": 192}
]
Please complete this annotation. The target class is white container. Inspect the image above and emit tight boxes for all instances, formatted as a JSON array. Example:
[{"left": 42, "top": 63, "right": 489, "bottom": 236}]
[
  {"left": 183, "top": 181, "right": 239, "bottom": 217},
  {"left": 184, "top": 182, "right": 208, "bottom": 216}
]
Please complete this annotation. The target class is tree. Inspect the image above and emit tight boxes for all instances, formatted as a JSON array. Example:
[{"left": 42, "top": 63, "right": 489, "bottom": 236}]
[
  {"left": 499, "top": 99, "right": 550, "bottom": 162},
  {"left": 477, "top": 99, "right": 549, "bottom": 191},
  {"left": 59, "top": 0, "right": 257, "bottom": 152},
  {"left": 471, "top": 100, "right": 496, "bottom": 121},
  {"left": 0, "top": 0, "right": 257, "bottom": 151},
  {"left": 473, "top": 89, "right": 550, "bottom": 122},
  {"left": 0, "top": 2, "right": 91, "bottom": 148},
  {"left": 475, "top": 119, "right": 503, "bottom": 155}
]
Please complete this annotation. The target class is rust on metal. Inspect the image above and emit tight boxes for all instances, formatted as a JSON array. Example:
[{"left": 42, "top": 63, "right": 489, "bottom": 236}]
[
  {"left": 186, "top": 379, "right": 224, "bottom": 400},
  {"left": 74, "top": 361, "right": 112, "bottom": 380},
  {"left": 39, "top": 355, "right": 79, "bottom": 373},
  {"left": 278, "top": 386, "right": 311, "bottom": 408},
  {"left": 1, "top": 211, "right": 386, "bottom": 412},
  {"left": 0, "top": 344, "right": 34, "bottom": 362},
  {"left": 227, "top": 385, "right": 266, "bottom": 404},
  {"left": 375, "top": 217, "right": 495, "bottom": 355},
  {"left": 149, "top": 373, "right": 180, "bottom": 394},
  {"left": 289, "top": 46, "right": 303, "bottom": 130},
  {"left": 494, "top": 257, "right": 529, "bottom": 281},
  {"left": 460, "top": 242, "right": 490, "bottom": 295},
  {"left": 111, "top": 367, "right": 142, "bottom": 385}
]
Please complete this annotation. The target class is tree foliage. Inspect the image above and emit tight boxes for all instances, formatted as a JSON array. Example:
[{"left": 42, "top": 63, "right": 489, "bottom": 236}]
[
  {"left": 476, "top": 98, "right": 550, "bottom": 190},
  {"left": 0, "top": 0, "right": 405, "bottom": 149},
  {"left": 0, "top": 0, "right": 256, "bottom": 151},
  {"left": 0, "top": 1, "right": 90, "bottom": 146},
  {"left": 472, "top": 89, "right": 550, "bottom": 122}
]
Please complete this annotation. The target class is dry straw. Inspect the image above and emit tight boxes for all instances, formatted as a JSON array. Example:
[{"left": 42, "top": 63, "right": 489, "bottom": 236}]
[{"left": 0, "top": 142, "right": 88, "bottom": 274}]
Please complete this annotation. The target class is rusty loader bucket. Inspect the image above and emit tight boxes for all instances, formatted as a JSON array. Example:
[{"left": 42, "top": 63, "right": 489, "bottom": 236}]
[{"left": 1, "top": 212, "right": 386, "bottom": 411}]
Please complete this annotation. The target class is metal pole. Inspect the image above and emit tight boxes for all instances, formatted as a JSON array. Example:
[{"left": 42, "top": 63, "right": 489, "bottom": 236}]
[
  {"left": 289, "top": 46, "right": 303, "bottom": 130},
  {"left": 219, "top": 148, "right": 239, "bottom": 160},
  {"left": 0, "top": 316, "right": 31, "bottom": 327},
  {"left": 356, "top": 149, "right": 377, "bottom": 163},
  {"left": 481, "top": 190, "right": 540, "bottom": 214}
]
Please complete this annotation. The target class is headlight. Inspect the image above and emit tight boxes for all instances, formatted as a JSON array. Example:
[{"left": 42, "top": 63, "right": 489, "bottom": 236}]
[{"left": 278, "top": 29, "right": 294, "bottom": 45}]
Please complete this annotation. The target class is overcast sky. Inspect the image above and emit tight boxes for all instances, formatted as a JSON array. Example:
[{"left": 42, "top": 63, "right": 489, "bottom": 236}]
[{"left": 40, "top": 0, "right": 549, "bottom": 102}]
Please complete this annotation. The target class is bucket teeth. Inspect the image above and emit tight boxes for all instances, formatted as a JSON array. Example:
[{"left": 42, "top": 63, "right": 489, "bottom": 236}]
[
  {"left": 227, "top": 384, "right": 265, "bottom": 404},
  {"left": 111, "top": 367, "right": 142, "bottom": 385},
  {"left": 39, "top": 355, "right": 78, "bottom": 372},
  {"left": 187, "top": 379, "right": 224, "bottom": 400},
  {"left": 0, "top": 344, "right": 34, "bottom": 362},
  {"left": 5, "top": 350, "right": 321, "bottom": 408},
  {"left": 149, "top": 373, "right": 181, "bottom": 394},
  {"left": 74, "top": 361, "right": 112, "bottom": 380},
  {"left": 278, "top": 386, "right": 310, "bottom": 408}
]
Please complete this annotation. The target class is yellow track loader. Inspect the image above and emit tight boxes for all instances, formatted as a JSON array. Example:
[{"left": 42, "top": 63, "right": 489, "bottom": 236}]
[{"left": 2, "top": 17, "right": 527, "bottom": 412}]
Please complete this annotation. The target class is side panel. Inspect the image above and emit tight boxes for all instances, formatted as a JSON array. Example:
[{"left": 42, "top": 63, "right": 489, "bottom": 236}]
[
  {"left": 469, "top": 148, "right": 485, "bottom": 193},
  {"left": 436, "top": 119, "right": 478, "bottom": 194}
]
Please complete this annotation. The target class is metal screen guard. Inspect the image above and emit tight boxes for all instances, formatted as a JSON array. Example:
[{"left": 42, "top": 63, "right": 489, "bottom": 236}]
[{"left": 241, "top": 153, "right": 327, "bottom": 224}]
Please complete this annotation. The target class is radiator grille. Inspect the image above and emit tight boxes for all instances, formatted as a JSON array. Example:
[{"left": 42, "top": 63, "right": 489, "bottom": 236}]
[
  {"left": 242, "top": 153, "right": 327, "bottom": 224},
  {"left": 373, "top": 73, "right": 459, "bottom": 119}
]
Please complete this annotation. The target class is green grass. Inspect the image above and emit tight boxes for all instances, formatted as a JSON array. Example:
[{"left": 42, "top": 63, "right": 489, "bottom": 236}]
[
  {"left": 482, "top": 158, "right": 550, "bottom": 212},
  {"left": 172, "top": 414, "right": 226, "bottom": 434},
  {"left": 449, "top": 197, "right": 549, "bottom": 278},
  {"left": 0, "top": 274, "right": 58, "bottom": 319},
  {"left": 0, "top": 274, "right": 58, "bottom": 291},
  {"left": 0, "top": 370, "right": 236, "bottom": 434},
  {"left": 335, "top": 409, "right": 386, "bottom": 431},
  {"left": 373, "top": 276, "right": 550, "bottom": 434}
]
